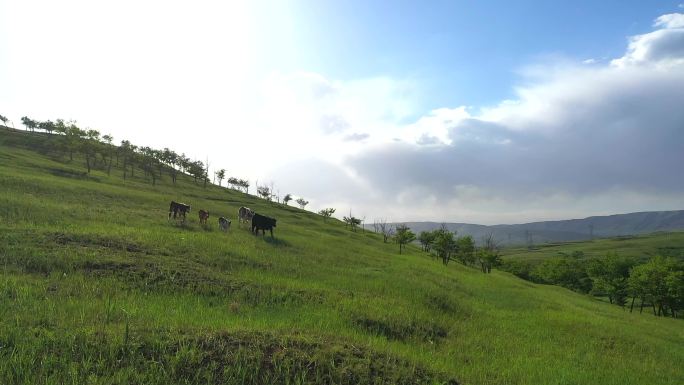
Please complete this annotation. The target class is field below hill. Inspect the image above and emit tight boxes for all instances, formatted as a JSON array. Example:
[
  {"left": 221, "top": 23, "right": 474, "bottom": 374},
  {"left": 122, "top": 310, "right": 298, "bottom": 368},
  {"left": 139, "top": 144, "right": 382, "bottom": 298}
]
[
  {"left": 1, "top": 127, "right": 683, "bottom": 385},
  {"left": 501, "top": 232, "right": 684, "bottom": 263}
]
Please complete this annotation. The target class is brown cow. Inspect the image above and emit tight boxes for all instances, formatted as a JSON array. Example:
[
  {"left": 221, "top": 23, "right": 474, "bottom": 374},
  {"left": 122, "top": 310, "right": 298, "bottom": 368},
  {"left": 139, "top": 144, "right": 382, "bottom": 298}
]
[{"left": 199, "top": 209, "right": 209, "bottom": 225}]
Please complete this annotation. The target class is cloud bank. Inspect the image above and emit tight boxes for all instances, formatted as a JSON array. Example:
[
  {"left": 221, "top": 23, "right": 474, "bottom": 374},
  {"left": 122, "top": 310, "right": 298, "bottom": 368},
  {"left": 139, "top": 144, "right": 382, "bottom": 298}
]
[{"left": 268, "top": 12, "right": 684, "bottom": 224}]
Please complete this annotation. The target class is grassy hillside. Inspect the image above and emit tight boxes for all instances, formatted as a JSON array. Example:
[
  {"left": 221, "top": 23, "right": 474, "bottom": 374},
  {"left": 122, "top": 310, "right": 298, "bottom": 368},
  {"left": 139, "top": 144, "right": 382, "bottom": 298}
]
[
  {"left": 1, "top": 127, "right": 683, "bottom": 385},
  {"left": 501, "top": 232, "right": 684, "bottom": 263}
]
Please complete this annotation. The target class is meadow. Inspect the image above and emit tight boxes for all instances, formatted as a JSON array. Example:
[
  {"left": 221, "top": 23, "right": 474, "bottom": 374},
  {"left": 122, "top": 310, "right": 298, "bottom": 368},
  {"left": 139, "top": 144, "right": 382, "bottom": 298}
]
[
  {"left": 501, "top": 232, "right": 684, "bottom": 263},
  {"left": 0, "top": 127, "right": 682, "bottom": 385}
]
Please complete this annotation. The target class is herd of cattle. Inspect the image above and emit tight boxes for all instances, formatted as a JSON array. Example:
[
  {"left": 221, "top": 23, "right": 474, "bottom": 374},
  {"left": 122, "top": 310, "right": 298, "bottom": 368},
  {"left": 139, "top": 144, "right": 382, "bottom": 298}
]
[{"left": 168, "top": 201, "right": 277, "bottom": 236}]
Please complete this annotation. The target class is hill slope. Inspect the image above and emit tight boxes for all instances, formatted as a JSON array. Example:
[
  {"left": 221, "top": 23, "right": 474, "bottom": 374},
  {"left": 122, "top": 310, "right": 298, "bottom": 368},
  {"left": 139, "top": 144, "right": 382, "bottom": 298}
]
[
  {"left": 400, "top": 210, "right": 684, "bottom": 246},
  {"left": 1, "top": 128, "right": 683, "bottom": 385}
]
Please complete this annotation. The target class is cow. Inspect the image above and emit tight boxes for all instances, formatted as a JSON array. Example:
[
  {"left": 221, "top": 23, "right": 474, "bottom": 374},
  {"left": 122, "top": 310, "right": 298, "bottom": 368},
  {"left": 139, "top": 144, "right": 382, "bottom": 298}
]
[
  {"left": 238, "top": 206, "right": 254, "bottom": 225},
  {"left": 169, "top": 201, "right": 191, "bottom": 221},
  {"left": 251, "top": 213, "right": 277, "bottom": 237},
  {"left": 199, "top": 209, "right": 209, "bottom": 225},
  {"left": 218, "top": 216, "right": 231, "bottom": 231}
]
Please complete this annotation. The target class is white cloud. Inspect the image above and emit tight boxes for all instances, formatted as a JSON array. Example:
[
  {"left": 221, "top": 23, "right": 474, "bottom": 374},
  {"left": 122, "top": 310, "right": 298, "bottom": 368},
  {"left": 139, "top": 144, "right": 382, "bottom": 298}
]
[
  {"left": 612, "top": 13, "right": 684, "bottom": 67},
  {"left": 657, "top": 13, "right": 684, "bottom": 28},
  {"left": 330, "top": 12, "right": 684, "bottom": 223}
]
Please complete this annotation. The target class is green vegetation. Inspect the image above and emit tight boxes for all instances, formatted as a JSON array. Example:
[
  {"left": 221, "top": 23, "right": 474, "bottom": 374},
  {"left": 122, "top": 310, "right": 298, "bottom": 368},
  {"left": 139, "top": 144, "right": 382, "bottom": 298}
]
[
  {"left": 1, "top": 126, "right": 683, "bottom": 384},
  {"left": 500, "top": 233, "right": 684, "bottom": 317},
  {"left": 501, "top": 231, "right": 684, "bottom": 263}
]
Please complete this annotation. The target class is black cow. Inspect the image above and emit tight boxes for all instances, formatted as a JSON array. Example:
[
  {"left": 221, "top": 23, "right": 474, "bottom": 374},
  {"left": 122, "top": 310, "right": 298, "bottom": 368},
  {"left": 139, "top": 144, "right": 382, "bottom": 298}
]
[
  {"left": 251, "top": 213, "right": 276, "bottom": 237},
  {"left": 169, "top": 201, "right": 191, "bottom": 221}
]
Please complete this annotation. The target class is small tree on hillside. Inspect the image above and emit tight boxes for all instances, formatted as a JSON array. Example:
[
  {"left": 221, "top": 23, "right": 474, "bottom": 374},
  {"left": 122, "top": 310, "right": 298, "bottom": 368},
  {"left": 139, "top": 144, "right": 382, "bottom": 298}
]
[
  {"left": 215, "top": 169, "right": 226, "bottom": 187},
  {"left": 296, "top": 198, "right": 309, "bottom": 209},
  {"left": 318, "top": 208, "right": 335, "bottom": 222},
  {"left": 478, "top": 233, "right": 501, "bottom": 273},
  {"left": 343, "top": 215, "right": 362, "bottom": 232},
  {"left": 456, "top": 235, "right": 476, "bottom": 265},
  {"left": 21, "top": 116, "right": 38, "bottom": 132},
  {"left": 0, "top": 115, "right": 8, "bottom": 127},
  {"left": 433, "top": 229, "right": 456, "bottom": 265},
  {"left": 102, "top": 134, "right": 114, "bottom": 175},
  {"left": 418, "top": 230, "right": 436, "bottom": 252},
  {"left": 257, "top": 185, "right": 272, "bottom": 201},
  {"left": 39, "top": 120, "right": 55, "bottom": 135},
  {"left": 239, "top": 179, "right": 250, "bottom": 194},
  {"left": 394, "top": 224, "right": 416, "bottom": 255},
  {"left": 283, "top": 194, "right": 293, "bottom": 205},
  {"left": 375, "top": 219, "right": 394, "bottom": 243}
]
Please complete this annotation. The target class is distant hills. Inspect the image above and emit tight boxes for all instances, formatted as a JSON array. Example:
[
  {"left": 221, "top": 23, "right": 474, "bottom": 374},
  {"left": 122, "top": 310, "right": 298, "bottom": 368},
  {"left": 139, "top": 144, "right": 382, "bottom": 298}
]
[{"left": 391, "top": 210, "right": 684, "bottom": 246}]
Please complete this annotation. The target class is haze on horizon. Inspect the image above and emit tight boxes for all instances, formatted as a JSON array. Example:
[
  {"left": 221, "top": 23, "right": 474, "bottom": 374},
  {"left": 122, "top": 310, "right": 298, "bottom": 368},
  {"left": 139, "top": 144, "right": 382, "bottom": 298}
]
[{"left": 2, "top": 0, "right": 684, "bottom": 225}]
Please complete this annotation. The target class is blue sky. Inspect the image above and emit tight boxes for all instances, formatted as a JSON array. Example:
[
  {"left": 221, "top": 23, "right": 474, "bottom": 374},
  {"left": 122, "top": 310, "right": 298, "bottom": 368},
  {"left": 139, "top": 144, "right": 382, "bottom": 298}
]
[
  {"left": 256, "top": 0, "right": 682, "bottom": 108},
  {"left": 1, "top": 1, "right": 684, "bottom": 223}
]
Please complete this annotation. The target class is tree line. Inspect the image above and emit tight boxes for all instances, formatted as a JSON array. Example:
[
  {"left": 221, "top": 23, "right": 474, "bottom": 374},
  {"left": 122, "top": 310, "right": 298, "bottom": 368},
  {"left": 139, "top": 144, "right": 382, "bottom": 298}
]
[
  {"left": 502, "top": 252, "right": 684, "bottom": 318},
  {"left": 6, "top": 115, "right": 333, "bottom": 215}
]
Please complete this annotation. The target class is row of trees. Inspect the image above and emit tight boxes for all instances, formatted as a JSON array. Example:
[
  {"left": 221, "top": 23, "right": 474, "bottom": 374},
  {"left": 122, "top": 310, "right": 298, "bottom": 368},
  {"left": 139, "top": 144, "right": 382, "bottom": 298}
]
[
  {"left": 367, "top": 220, "right": 502, "bottom": 273},
  {"left": 502, "top": 253, "right": 684, "bottom": 317},
  {"left": 13, "top": 115, "right": 339, "bottom": 217},
  {"left": 14, "top": 116, "right": 262, "bottom": 192},
  {"left": 416, "top": 226, "right": 501, "bottom": 273}
]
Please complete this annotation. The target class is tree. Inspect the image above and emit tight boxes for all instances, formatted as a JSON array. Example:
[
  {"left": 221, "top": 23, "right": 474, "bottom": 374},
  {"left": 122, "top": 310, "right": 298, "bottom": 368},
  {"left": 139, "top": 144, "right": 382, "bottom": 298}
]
[
  {"left": 239, "top": 179, "right": 250, "bottom": 194},
  {"left": 478, "top": 233, "right": 502, "bottom": 273},
  {"left": 394, "top": 224, "right": 416, "bottom": 255},
  {"left": 215, "top": 169, "right": 226, "bottom": 187},
  {"left": 374, "top": 219, "right": 394, "bottom": 243},
  {"left": 21, "top": 116, "right": 37, "bottom": 132},
  {"left": 318, "top": 208, "right": 335, "bottom": 221},
  {"left": 283, "top": 194, "right": 293, "bottom": 205},
  {"left": 531, "top": 257, "right": 591, "bottom": 291},
  {"left": 81, "top": 129, "right": 101, "bottom": 173},
  {"left": 432, "top": 228, "right": 456, "bottom": 265},
  {"left": 0, "top": 114, "right": 8, "bottom": 127},
  {"left": 203, "top": 159, "right": 209, "bottom": 188},
  {"left": 587, "top": 253, "right": 634, "bottom": 306},
  {"left": 295, "top": 198, "right": 309, "bottom": 209},
  {"left": 38, "top": 120, "right": 55, "bottom": 135},
  {"left": 102, "top": 134, "right": 114, "bottom": 175},
  {"left": 343, "top": 215, "right": 362, "bottom": 232},
  {"left": 418, "top": 230, "right": 436, "bottom": 252},
  {"left": 54, "top": 119, "right": 67, "bottom": 135},
  {"left": 628, "top": 256, "right": 683, "bottom": 316},
  {"left": 257, "top": 185, "right": 272, "bottom": 201},
  {"left": 455, "top": 235, "right": 476, "bottom": 265}
]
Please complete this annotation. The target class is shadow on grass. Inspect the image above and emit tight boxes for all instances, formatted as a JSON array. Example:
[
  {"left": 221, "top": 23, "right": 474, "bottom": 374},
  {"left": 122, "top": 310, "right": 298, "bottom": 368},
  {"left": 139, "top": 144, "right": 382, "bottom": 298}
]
[{"left": 261, "top": 236, "right": 290, "bottom": 247}]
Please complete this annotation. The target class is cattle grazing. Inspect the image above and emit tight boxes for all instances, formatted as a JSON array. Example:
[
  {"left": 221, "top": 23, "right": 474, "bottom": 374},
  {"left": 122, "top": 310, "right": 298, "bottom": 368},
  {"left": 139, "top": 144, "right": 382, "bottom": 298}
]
[
  {"left": 238, "top": 206, "right": 254, "bottom": 225},
  {"left": 199, "top": 209, "right": 209, "bottom": 225},
  {"left": 169, "top": 201, "right": 191, "bottom": 221},
  {"left": 251, "top": 213, "right": 277, "bottom": 237},
  {"left": 218, "top": 216, "right": 231, "bottom": 231}
]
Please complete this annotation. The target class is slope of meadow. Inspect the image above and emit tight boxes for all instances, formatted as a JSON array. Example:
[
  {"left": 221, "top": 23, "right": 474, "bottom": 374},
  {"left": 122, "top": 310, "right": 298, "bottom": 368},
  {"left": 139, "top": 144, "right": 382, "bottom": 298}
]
[{"left": 1, "top": 128, "right": 682, "bottom": 385}]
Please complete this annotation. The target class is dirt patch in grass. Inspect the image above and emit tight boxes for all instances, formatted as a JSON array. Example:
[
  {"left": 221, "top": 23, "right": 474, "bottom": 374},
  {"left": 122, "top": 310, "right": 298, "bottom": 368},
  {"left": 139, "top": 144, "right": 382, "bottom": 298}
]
[
  {"left": 353, "top": 315, "right": 448, "bottom": 343},
  {"left": 0, "top": 329, "right": 459, "bottom": 385},
  {"left": 50, "top": 232, "right": 158, "bottom": 254},
  {"left": 80, "top": 260, "right": 246, "bottom": 296}
]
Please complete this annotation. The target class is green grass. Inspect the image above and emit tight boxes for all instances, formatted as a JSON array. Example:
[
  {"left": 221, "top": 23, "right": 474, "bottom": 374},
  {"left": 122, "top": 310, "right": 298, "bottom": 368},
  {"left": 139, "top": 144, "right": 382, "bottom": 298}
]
[
  {"left": 1, "top": 127, "right": 683, "bottom": 385},
  {"left": 501, "top": 232, "right": 684, "bottom": 263}
]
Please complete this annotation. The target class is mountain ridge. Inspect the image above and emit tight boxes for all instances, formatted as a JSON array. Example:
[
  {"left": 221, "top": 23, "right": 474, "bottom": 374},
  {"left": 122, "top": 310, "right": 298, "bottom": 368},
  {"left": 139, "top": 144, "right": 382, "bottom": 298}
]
[{"left": 388, "top": 210, "right": 684, "bottom": 245}]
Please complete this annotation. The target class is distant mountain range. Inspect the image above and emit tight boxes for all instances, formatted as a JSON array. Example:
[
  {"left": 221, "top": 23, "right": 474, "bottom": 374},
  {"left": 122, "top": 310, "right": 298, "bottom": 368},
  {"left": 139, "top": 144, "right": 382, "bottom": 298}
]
[{"left": 384, "top": 210, "right": 684, "bottom": 246}]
